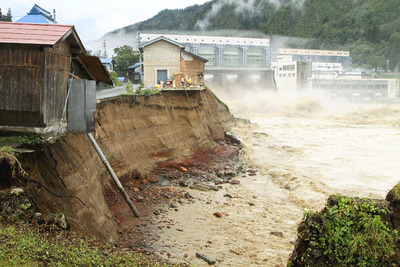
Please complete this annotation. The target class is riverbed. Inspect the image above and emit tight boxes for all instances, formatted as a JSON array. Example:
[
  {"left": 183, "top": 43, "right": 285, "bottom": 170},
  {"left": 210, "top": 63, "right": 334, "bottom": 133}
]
[{"left": 149, "top": 92, "right": 400, "bottom": 266}]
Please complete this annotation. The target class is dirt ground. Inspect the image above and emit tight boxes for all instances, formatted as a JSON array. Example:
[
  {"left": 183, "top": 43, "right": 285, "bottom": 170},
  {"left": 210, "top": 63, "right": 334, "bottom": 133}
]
[
  {"left": 105, "top": 138, "right": 273, "bottom": 266},
  {"left": 107, "top": 161, "right": 299, "bottom": 266}
]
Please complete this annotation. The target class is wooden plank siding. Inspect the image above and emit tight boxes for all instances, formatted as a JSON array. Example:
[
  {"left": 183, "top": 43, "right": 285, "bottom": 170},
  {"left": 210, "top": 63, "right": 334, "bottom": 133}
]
[
  {"left": 0, "top": 44, "right": 43, "bottom": 126},
  {"left": 0, "top": 41, "right": 71, "bottom": 127},
  {"left": 180, "top": 55, "right": 206, "bottom": 86},
  {"left": 42, "top": 41, "right": 71, "bottom": 124}
]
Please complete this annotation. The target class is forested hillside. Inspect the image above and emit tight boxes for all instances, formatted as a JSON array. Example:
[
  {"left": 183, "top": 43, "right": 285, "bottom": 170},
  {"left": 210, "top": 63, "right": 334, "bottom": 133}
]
[{"left": 111, "top": 0, "right": 400, "bottom": 70}]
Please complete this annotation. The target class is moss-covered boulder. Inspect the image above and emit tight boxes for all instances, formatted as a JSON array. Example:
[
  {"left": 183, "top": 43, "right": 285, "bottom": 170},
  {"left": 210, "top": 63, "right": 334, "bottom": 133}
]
[
  {"left": 288, "top": 194, "right": 400, "bottom": 266},
  {"left": 386, "top": 182, "right": 400, "bottom": 203},
  {"left": 386, "top": 182, "right": 400, "bottom": 240}
]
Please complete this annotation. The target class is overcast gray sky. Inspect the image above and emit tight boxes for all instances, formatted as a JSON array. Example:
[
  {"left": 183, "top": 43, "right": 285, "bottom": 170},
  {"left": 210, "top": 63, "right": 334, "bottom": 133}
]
[{"left": 2, "top": 0, "right": 210, "bottom": 41}]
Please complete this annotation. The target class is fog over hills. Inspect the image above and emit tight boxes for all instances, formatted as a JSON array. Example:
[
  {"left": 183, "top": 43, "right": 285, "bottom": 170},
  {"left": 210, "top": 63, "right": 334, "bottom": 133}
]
[{"left": 86, "top": 0, "right": 400, "bottom": 70}]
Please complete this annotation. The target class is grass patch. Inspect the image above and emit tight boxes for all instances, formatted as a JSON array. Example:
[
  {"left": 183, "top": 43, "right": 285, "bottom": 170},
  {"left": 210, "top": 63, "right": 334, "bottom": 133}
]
[
  {"left": 0, "top": 134, "right": 44, "bottom": 146},
  {"left": 0, "top": 134, "right": 44, "bottom": 158},
  {"left": 0, "top": 146, "right": 15, "bottom": 155},
  {"left": 0, "top": 221, "right": 176, "bottom": 267},
  {"left": 124, "top": 89, "right": 161, "bottom": 96},
  {"left": 289, "top": 195, "right": 399, "bottom": 266},
  {"left": 206, "top": 86, "right": 230, "bottom": 112}
]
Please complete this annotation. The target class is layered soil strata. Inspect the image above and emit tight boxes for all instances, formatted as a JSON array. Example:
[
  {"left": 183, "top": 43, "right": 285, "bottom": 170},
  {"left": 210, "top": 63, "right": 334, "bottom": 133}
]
[{"left": 4, "top": 89, "right": 233, "bottom": 241}]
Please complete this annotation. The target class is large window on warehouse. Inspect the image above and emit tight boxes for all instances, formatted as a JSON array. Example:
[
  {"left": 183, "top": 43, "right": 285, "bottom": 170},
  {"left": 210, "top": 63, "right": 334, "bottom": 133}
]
[{"left": 222, "top": 47, "right": 241, "bottom": 67}]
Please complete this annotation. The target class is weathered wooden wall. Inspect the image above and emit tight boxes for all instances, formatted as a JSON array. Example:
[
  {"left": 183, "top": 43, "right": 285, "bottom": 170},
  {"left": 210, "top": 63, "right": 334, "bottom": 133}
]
[
  {"left": 43, "top": 41, "right": 71, "bottom": 125},
  {"left": 0, "top": 42, "right": 71, "bottom": 127},
  {"left": 180, "top": 56, "right": 205, "bottom": 86},
  {"left": 0, "top": 44, "right": 44, "bottom": 126}
]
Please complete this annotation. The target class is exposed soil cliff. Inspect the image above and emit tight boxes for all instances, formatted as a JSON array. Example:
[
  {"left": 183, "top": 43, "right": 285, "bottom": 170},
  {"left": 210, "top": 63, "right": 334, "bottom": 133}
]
[
  {"left": 95, "top": 89, "right": 233, "bottom": 178},
  {"left": 6, "top": 89, "right": 233, "bottom": 241}
]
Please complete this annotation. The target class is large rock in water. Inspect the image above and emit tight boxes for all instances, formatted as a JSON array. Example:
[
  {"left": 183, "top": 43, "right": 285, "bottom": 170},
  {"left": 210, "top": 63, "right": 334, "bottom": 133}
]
[
  {"left": 288, "top": 185, "right": 400, "bottom": 266},
  {"left": 386, "top": 182, "right": 400, "bottom": 232}
]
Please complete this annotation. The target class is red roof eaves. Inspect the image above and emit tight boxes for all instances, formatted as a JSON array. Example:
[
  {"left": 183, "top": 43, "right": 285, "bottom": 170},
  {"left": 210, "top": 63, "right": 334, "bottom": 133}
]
[{"left": 0, "top": 22, "right": 85, "bottom": 53}]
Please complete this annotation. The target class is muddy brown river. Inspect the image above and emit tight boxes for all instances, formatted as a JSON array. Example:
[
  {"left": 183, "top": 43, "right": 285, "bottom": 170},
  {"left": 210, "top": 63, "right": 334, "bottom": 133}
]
[{"left": 149, "top": 91, "right": 400, "bottom": 266}]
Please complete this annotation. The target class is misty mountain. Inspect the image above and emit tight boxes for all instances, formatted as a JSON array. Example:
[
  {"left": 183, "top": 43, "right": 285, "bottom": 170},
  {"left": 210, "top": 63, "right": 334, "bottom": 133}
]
[{"left": 107, "top": 0, "right": 400, "bottom": 70}]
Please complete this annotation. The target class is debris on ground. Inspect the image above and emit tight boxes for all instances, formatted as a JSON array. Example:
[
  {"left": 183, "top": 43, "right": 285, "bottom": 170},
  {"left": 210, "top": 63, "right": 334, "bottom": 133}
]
[
  {"left": 104, "top": 137, "right": 253, "bottom": 265},
  {"left": 213, "top": 212, "right": 223, "bottom": 218},
  {"left": 196, "top": 252, "right": 216, "bottom": 265}
]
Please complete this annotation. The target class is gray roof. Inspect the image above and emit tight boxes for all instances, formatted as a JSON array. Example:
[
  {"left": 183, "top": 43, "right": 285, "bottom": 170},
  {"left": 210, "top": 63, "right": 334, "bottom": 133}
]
[
  {"left": 138, "top": 36, "right": 185, "bottom": 51},
  {"left": 182, "top": 50, "right": 209, "bottom": 62},
  {"left": 128, "top": 62, "right": 143, "bottom": 70}
]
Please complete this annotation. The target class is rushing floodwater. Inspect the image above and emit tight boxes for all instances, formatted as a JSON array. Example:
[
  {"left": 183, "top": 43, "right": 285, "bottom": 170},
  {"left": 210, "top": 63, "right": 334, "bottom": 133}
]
[
  {"left": 150, "top": 90, "right": 400, "bottom": 266},
  {"left": 232, "top": 93, "right": 400, "bottom": 204},
  {"left": 237, "top": 115, "right": 400, "bottom": 207}
]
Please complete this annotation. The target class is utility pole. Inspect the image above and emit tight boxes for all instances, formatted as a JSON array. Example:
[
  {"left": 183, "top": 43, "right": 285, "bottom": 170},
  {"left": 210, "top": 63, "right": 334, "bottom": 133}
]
[
  {"left": 137, "top": 32, "right": 143, "bottom": 83},
  {"left": 53, "top": 9, "right": 57, "bottom": 23},
  {"left": 103, "top": 40, "right": 107, "bottom": 58}
]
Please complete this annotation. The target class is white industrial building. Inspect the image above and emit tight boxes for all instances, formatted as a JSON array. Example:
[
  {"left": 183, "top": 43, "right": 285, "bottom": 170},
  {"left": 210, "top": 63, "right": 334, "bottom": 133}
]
[
  {"left": 139, "top": 33, "right": 276, "bottom": 89},
  {"left": 139, "top": 33, "right": 270, "bottom": 68},
  {"left": 309, "top": 78, "right": 399, "bottom": 99},
  {"left": 272, "top": 51, "right": 399, "bottom": 99}
]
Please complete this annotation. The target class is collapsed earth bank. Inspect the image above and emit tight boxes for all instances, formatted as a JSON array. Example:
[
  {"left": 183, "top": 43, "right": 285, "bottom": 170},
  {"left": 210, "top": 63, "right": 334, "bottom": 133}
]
[{"left": 6, "top": 89, "right": 234, "bottom": 241}]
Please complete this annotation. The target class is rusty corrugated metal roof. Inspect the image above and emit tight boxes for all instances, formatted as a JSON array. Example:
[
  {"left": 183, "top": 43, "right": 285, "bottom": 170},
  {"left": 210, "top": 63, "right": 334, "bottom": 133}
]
[
  {"left": 78, "top": 55, "right": 113, "bottom": 85},
  {"left": 0, "top": 22, "right": 85, "bottom": 53}
]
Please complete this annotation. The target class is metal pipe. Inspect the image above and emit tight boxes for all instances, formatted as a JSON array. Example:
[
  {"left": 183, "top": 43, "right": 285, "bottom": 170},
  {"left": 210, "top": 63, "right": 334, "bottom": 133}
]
[
  {"left": 87, "top": 133, "right": 140, "bottom": 218},
  {"left": 57, "top": 72, "right": 74, "bottom": 135}
]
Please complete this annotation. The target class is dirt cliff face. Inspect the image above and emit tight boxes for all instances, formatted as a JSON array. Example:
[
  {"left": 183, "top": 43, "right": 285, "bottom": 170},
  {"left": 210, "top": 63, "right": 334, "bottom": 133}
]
[
  {"left": 95, "top": 89, "right": 233, "bottom": 178},
  {"left": 19, "top": 89, "right": 233, "bottom": 241},
  {"left": 21, "top": 133, "right": 117, "bottom": 241}
]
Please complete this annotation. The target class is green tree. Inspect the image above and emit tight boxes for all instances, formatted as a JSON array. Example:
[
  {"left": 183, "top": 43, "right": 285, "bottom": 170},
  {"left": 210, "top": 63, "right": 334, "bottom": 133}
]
[
  {"left": 125, "top": 81, "right": 134, "bottom": 93},
  {"left": 0, "top": 8, "right": 12, "bottom": 21},
  {"left": 109, "top": 71, "right": 122, "bottom": 87},
  {"left": 5, "top": 8, "right": 11, "bottom": 21},
  {"left": 385, "top": 32, "right": 400, "bottom": 71},
  {"left": 113, "top": 45, "right": 140, "bottom": 76},
  {"left": 349, "top": 42, "right": 375, "bottom": 66},
  {"left": 0, "top": 8, "right": 12, "bottom": 22}
]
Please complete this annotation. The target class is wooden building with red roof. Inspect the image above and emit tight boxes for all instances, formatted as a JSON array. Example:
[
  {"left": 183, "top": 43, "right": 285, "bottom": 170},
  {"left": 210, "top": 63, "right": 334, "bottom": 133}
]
[{"left": 0, "top": 22, "right": 111, "bottom": 134}]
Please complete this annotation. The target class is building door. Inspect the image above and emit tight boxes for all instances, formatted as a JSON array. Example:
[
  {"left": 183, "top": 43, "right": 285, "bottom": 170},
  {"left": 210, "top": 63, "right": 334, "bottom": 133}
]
[{"left": 157, "top": 70, "right": 168, "bottom": 85}]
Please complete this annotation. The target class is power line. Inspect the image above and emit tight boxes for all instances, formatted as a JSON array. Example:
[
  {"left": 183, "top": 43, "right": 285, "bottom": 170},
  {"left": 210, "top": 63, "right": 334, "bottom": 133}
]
[{"left": 56, "top": 14, "right": 92, "bottom": 41}]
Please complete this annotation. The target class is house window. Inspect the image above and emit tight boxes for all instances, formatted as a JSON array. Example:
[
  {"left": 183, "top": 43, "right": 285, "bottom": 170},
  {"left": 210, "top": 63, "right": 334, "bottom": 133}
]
[{"left": 283, "top": 64, "right": 295, "bottom": 70}]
